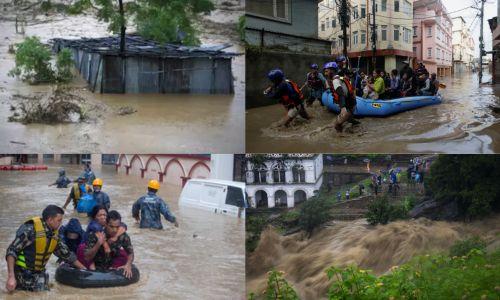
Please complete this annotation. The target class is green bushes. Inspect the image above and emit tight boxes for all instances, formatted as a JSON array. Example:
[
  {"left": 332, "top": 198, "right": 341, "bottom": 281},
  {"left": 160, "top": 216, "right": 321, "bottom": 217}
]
[
  {"left": 326, "top": 249, "right": 500, "bottom": 299},
  {"left": 365, "top": 197, "right": 410, "bottom": 225},
  {"left": 449, "top": 237, "right": 486, "bottom": 257},
  {"left": 246, "top": 215, "right": 267, "bottom": 253},
  {"left": 8, "top": 37, "right": 73, "bottom": 84},
  {"left": 298, "top": 196, "right": 331, "bottom": 237},
  {"left": 248, "top": 270, "right": 299, "bottom": 300}
]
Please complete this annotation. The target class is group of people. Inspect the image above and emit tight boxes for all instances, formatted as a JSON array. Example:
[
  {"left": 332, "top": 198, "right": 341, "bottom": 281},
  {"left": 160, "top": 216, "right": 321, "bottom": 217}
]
[
  {"left": 264, "top": 57, "right": 440, "bottom": 132},
  {"left": 5, "top": 166, "right": 179, "bottom": 293}
]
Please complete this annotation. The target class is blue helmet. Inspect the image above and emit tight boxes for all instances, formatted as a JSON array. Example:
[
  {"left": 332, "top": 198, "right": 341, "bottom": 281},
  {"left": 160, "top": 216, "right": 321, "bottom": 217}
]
[
  {"left": 336, "top": 55, "right": 346, "bottom": 62},
  {"left": 323, "top": 61, "right": 338, "bottom": 70},
  {"left": 267, "top": 69, "right": 284, "bottom": 82},
  {"left": 310, "top": 63, "right": 319, "bottom": 69}
]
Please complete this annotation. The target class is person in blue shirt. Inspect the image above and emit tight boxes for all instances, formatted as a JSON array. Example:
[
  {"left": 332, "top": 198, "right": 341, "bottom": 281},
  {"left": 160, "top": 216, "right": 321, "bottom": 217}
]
[
  {"left": 91, "top": 178, "right": 110, "bottom": 210},
  {"left": 131, "top": 180, "right": 179, "bottom": 229},
  {"left": 82, "top": 164, "right": 96, "bottom": 185},
  {"left": 49, "top": 169, "right": 71, "bottom": 188}
]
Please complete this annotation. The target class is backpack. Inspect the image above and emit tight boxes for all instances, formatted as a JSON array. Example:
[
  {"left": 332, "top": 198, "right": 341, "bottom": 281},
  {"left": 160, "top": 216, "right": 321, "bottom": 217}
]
[
  {"left": 76, "top": 193, "right": 97, "bottom": 213},
  {"left": 286, "top": 79, "right": 304, "bottom": 101}
]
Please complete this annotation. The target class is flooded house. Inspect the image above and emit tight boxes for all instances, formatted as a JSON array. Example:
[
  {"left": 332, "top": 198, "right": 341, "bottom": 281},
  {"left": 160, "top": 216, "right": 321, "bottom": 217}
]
[{"left": 51, "top": 35, "right": 237, "bottom": 94}]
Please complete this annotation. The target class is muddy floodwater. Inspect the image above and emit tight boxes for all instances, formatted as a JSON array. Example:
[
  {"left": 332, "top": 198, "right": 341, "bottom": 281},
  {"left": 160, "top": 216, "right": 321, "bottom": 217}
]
[
  {"left": 0, "top": 165, "right": 245, "bottom": 299},
  {"left": 0, "top": 4, "right": 245, "bottom": 153},
  {"left": 246, "top": 72, "right": 500, "bottom": 153}
]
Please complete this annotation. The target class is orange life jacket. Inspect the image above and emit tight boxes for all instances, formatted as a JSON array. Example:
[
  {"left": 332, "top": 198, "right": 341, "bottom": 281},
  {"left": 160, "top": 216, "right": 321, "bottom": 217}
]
[
  {"left": 329, "top": 77, "right": 356, "bottom": 109},
  {"left": 280, "top": 79, "right": 304, "bottom": 106}
]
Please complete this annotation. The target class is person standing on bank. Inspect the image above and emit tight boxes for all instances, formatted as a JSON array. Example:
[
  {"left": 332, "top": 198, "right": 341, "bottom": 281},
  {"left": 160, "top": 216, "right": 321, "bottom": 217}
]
[{"left": 5, "top": 205, "right": 86, "bottom": 292}]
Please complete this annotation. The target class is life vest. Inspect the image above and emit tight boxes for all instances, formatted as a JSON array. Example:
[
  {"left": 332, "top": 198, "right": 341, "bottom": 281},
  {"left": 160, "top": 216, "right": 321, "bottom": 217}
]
[
  {"left": 15, "top": 217, "right": 59, "bottom": 271},
  {"left": 72, "top": 184, "right": 91, "bottom": 207},
  {"left": 307, "top": 72, "right": 324, "bottom": 90},
  {"left": 280, "top": 80, "right": 304, "bottom": 106},
  {"left": 329, "top": 77, "right": 356, "bottom": 108}
]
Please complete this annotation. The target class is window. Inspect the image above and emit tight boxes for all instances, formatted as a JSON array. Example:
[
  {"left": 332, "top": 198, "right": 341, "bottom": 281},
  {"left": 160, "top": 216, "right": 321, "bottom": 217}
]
[
  {"left": 272, "top": 162, "right": 286, "bottom": 183},
  {"left": 381, "top": 25, "right": 387, "bottom": 41},
  {"left": 332, "top": 40, "right": 337, "bottom": 48},
  {"left": 292, "top": 165, "right": 306, "bottom": 183},
  {"left": 382, "top": 0, "right": 387, "bottom": 11},
  {"left": 361, "top": 4, "right": 366, "bottom": 18},
  {"left": 353, "top": 31, "right": 358, "bottom": 45},
  {"left": 321, "top": 22, "right": 325, "bottom": 31},
  {"left": 326, "top": 17, "right": 330, "bottom": 28},
  {"left": 394, "top": 25, "right": 400, "bottom": 41},
  {"left": 353, "top": 6, "right": 358, "bottom": 19},
  {"left": 332, "top": 18, "right": 336, "bottom": 28},
  {"left": 226, "top": 186, "right": 246, "bottom": 208},
  {"left": 413, "top": 46, "right": 417, "bottom": 54},
  {"left": 437, "top": 28, "right": 440, "bottom": 40},
  {"left": 427, "top": 26, "right": 432, "bottom": 37},
  {"left": 427, "top": 47, "right": 432, "bottom": 58},
  {"left": 436, "top": 48, "right": 440, "bottom": 59},
  {"left": 361, "top": 30, "right": 366, "bottom": 44},
  {"left": 413, "top": 26, "right": 417, "bottom": 37},
  {"left": 247, "top": 0, "right": 290, "bottom": 22},
  {"left": 394, "top": 0, "right": 400, "bottom": 12},
  {"left": 253, "top": 164, "right": 268, "bottom": 184}
]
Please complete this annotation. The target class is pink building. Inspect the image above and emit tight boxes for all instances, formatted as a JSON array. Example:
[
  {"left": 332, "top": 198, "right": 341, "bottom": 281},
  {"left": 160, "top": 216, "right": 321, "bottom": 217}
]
[{"left": 413, "top": 0, "right": 453, "bottom": 77}]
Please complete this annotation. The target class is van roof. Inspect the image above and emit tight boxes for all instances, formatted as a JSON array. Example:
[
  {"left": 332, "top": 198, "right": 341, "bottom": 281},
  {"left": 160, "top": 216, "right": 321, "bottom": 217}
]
[{"left": 186, "top": 178, "right": 245, "bottom": 189}]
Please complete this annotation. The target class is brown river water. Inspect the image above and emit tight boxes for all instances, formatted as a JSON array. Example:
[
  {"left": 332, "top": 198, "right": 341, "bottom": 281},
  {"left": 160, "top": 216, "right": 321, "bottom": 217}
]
[
  {"left": 246, "top": 72, "right": 500, "bottom": 153},
  {"left": 246, "top": 216, "right": 500, "bottom": 300},
  {"left": 0, "top": 5, "right": 245, "bottom": 153},
  {"left": 0, "top": 165, "right": 245, "bottom": 299}
]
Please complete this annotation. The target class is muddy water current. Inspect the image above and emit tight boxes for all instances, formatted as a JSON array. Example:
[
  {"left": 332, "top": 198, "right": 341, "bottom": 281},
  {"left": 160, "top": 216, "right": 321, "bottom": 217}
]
[
  {"left": 246, "top": 72, "right": 500, "bottom": 153},
  {"left": 0, "top": 7, "right": 244, "bottom": 153},
  {"left": 0, "top": 165, "right": 245, "bottom": 299}
]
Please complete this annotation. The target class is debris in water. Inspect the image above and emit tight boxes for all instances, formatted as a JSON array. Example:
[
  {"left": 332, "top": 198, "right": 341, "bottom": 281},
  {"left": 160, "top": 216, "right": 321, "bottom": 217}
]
[
  {"left": 9, "top": 141, "right": 26, "bottom": 145},
  {"left": 117, "top": 106, "right": 137, "bottom": 116}
]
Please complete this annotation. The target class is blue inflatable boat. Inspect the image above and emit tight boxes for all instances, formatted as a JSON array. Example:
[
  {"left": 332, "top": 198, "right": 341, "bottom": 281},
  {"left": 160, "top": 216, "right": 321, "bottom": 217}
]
[{"left": 321, "top": 92, "right": 442, "bottom": 117}]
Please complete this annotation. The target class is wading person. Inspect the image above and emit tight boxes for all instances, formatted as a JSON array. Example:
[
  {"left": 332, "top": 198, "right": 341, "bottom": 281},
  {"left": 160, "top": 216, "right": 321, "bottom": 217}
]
[
  {"left": 62, "top": 176, "right": 92, "bottom": 211},
  {"left": 324, "top": 62, "right": 358, "bottom": 132},
  {"left": 132, "top": 180, "right": 179, "bottom": 229},
  {"left": 83, "top": 210, "right": 134, "bottom": 278},
  {"left": 303, "top": 64, "right": 326, "bottom": 106},
  {"left": 92, "top": 178, "right": 110, "bottom": 210},
  {"left": 82, "top": 164, "right": 96, "bottom": 185},
  {"left": 4, "top": 205, "right": 86, "bottom": 292},
  {"left": 264, "top": 69, "right": 310, "bottom": 127},
  {"left": 48, "top": 169, "right": 71, "bottom": 188}
]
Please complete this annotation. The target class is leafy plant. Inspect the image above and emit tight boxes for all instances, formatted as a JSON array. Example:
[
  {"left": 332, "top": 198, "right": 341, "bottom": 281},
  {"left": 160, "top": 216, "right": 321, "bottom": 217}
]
[
  {"left": 298, "top": 196, "right": 331, "bottom": 237},
  {"left": 365, "top": 197, "right": 409, "bottom": 225},
  {"left": 8, "top": 36, "right": 55, "bottom": 83},
  {"left": 55, "top": 48, "right": 74, "bottom": 83},
  {"left": 246, "top": 215, "right": 267, "bottom": 253},
  {"left": 265, "top": 270, "right": 299, "bottom": 300},
  {"left": 449, "top": 237, "right": 486, "bottom": 257}
]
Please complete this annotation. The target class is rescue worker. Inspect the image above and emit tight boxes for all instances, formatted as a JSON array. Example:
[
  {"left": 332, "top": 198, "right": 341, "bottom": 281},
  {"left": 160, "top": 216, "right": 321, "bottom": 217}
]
[
  {"left": 132, "top": 180, "right": 179, "bottom": 229},
  {"left": 62, "top": 176, "right": 92, "bottom": 211},
  {"left": 4, "top": 205, "right": 86, "bottom": 292},
  {"left": 264, "top": 69, "right": 310, "bottom": 127},
  {"left": 303, "top": 63, "right": 326, "bottom": 106},
  {"left": 82, "top": 164, "right": 96, "bottom": 185},
  {"left": 92, "top": 178, "right": 110, "bottom": 210},
  {"left": 324, "top": 61, "right": 358, "bottom": 132},
  {"left": 48, "top": 169, "right": 71, "bottom": 188}
]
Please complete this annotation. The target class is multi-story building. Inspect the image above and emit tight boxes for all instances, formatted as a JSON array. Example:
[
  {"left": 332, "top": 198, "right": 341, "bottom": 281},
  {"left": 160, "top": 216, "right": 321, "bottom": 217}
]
[
  {"left": 413, "top": 0, "right": 453, "bottom": 76},
  {"left": 319, "top": 0, "right": 415, "bottom": 72},
  {"left": 245, "top": 154, "right": 323, "bottom": 208},
  {"left": 452, "top": 17, "right": 476, "bottom": 74},
  {"left": 488, "top": 0, "right": 500, "bottom": 84}
]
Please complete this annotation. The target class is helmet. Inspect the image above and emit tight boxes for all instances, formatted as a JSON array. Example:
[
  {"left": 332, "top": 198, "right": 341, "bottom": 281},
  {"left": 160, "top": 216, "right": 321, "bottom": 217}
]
[
  {"left": 323, "top": 61, "right": 338, "bottom": 70},
  {"left": 92, "top": 178, "right": 103, "bottom": 186},
  {"left": 77, "top": 174, "right": 86, "bottom": 181},
  {"left": 267, "top": 69, "right": 284, "bottom": 82},
  {"left": 58, "top": 168, "right": 65, "bottom": 175},
  {"left": 310, "top": 63, "right": 319, "bottom": 69},
  {"left": 336, "top": 55, "right": 346, "bottom": 62},
  {"left": 148, "top": 179, "right": 160, "bottom": 190}
]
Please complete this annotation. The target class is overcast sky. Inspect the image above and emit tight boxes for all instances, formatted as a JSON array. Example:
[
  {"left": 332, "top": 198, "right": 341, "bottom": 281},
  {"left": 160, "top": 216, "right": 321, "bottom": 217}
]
[{"left": 441, "top": 0, "right": 497, "bottom": 56}]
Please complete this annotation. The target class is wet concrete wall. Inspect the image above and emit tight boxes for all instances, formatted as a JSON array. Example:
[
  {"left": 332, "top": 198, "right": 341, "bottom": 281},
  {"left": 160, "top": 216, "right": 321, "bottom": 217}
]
[{"left": 246, "top": 49, "right": 333, "bottom": 109}]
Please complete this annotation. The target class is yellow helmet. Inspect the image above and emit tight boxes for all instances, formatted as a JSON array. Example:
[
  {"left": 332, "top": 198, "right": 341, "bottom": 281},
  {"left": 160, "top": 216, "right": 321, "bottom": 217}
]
[
  {"left": 92, "top": 178, "right": 103, "bottom": 186},
  {"left": 148, "top": 179, "right": 160, "bottom": 190}
]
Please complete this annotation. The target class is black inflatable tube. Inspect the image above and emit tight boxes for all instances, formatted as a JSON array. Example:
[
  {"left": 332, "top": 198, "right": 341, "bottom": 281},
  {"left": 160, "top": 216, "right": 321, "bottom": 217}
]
[{"left": 55, "top": 263, "right": 140, "bottom": 288}]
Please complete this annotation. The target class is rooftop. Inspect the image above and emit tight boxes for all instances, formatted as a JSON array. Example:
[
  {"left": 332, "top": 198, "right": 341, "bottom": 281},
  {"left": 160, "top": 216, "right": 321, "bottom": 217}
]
[{"left": 51, "top": 34, "right": 239, "bottom": 59}]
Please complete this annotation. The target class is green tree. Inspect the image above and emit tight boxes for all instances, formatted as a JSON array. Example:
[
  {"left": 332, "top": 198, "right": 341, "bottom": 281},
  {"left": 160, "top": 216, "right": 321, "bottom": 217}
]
[
  {"left": 427, "top": 155, "right": 500, "bottom": 220},
  {"left": 68, "top": 0, "right": 214, "bottom": 46},
  {"left": 298, "top": 196, "right": 331, "bottom": 237},
  {"left": 8, "top": 36, "right": 54, "bottom": 83}
]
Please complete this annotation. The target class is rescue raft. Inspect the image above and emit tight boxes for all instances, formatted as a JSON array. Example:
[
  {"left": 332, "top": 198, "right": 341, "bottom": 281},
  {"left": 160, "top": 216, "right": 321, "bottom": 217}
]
[
  {"left": 55, "top": 263, "right": 140, "bottom": 288},
  {"left": 0, "top": 165, "right": 48, "bottom": 171},
  {"left": 321, "top": 92, "right": 442, "bottom": 117}
]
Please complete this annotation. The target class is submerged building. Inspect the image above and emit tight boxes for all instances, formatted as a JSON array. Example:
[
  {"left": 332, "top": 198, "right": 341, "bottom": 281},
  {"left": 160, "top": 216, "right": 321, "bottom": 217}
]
[{"left": 52, "top": 35, "right": 238, "bottom": 94}]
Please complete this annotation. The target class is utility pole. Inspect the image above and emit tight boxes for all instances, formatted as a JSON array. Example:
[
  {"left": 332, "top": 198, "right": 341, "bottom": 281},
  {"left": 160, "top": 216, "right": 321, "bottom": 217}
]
[
  {"left": 371, "top": 0, "right": 377, "bottom": 71},
  {"left": 338, "top": 0, "right": 350, "bottom": 60},
  {"left": 478, "top": 0, "right": 485, "bottom": 84},
  {"left": 118, "top": 0, "right": 126, "bottom": 55}
]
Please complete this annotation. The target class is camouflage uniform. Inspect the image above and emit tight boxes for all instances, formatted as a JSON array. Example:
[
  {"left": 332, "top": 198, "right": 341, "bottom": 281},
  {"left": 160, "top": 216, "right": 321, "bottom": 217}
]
[
  {"left": 132, "top": 192, "right": 176, "bottom": 229},
  {"left": 85, "top": 231, "right": 133, "bottom": 270},
  {"left": 6, "top": 221, "right": 77, "bottom": 291}
]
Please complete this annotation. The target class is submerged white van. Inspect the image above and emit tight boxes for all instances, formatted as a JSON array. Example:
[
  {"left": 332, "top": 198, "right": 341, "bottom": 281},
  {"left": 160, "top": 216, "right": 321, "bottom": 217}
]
[{"left": 178, "top": 179, "right": 247, "bottom": 218}]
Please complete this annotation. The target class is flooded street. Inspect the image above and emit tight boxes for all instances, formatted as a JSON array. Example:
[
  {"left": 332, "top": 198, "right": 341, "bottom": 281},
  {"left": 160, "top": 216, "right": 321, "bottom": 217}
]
[
  {"left": 0, "top": 164, "right": 245, "bottom": 299},
  {"left": 0, "top": 2, "right": 244, "bottom": 153},
  {"left": 246, "top": 72, "right": 500, "bottom": 153}
]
